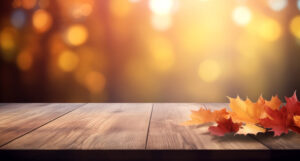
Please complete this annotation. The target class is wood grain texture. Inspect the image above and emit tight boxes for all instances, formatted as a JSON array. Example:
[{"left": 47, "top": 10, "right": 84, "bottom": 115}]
[
  {"left": 253, "top": 132, "right": 300, "bottom": 149},
  {"left": 0, "top": 103, "right": 83, "bottom": 147},
  {"left": 2, "top": 103, "right": 153, "bottom": 149},
  {"left": 146, "top": 103, "right": 268, "bottom": 149}
]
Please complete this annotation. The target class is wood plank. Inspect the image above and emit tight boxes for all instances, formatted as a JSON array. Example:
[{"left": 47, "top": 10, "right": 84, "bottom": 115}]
[
  {"left": 0, "top": 103, "right": 84, "bottom": 147},
  {"left": 146, "top": 103, "right": 268, "bottom": 149},
  {"left": 253, "top": 132, "right": 300, "bottom": 149},
  {"left": 2, "top": 103, "right": 153, "bottom": 149}
]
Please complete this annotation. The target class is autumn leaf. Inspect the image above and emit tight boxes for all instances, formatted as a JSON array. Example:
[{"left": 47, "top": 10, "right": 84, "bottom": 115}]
[
  {"left": 182, "top": 108, "right": 228, "bottom": 125},
  {"left": 228, "top": 95, "right": 282, "bottom": 124},
  {"left": 285, "top": 92, "right": 300, "bottom": 115},
  {"left": 294, "top": 116, "right": 300, "bottom": 128},
  {"left": 236, "top": 123, "right": 266, "bottom": 135},
  {"left": 182, "top": 92, "right": 300, "bottom": 136},
  {"left": 265, "top": 95, "right": 281, "bottom": 110},
  {"left": 259, "top": 106, "right": 291, "bottom": 136},
  {"left": 259, "top": 93, "right": 300, "bottom": 136},
  {"left": 292, "top": 115, "right": 300, "bottom": 133},
  {"left": 228, "top": 96, "right": 266, "bottom": 124},
  {"left": 214, "top": 108, "right": 230, "bottom": 121},
  {"left": 208, "top": 117, "right": 242, "bottom": 136}
]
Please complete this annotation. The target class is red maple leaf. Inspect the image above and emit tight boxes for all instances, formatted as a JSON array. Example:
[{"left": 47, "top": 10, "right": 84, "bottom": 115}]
[
  {"left": 285, "top": 92, "right": 300, "bottom": 115},
  {"left": 260, "top": 106, "right": 291, "bottom": 136},
  {"left": 260, "top": 92, "right": 300, "bottom": 136},
  {"left": 208, "top": 117, "right": 242, "bottom": 136}
]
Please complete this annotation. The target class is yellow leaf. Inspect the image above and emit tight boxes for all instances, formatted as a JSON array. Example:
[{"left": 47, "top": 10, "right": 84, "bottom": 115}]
[
  {"left": 182, "top": 108, "right": 228, "bottom": 125},
  {"left": 236, "top": 123, "right": 266, "bottom": 135},
  {"left": 228, "top": 95, "right": 281, "bottom": 124},
  {"left": 228, "top": 96, "right": 265, "bottom": 124},
  {"left": 294, "top": 115, "right": 300, "bottom": 128}
]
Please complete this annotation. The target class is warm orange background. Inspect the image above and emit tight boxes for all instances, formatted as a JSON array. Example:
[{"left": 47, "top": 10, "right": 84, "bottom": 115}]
[{"left": 0, "top": 0, "right": 300, "bottom": 102}]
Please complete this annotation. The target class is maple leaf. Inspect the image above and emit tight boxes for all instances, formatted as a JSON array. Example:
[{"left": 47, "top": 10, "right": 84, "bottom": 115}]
[
  {"left": 285, "top": 92, "right": 300, "bottom": 115},
  {"left": 291, "top": 115, "right": 300, "bottom": 133},
  {"left": 236, "top": 123, "right": 266, "bottom": 135},
  {"left": 182, "top": 108, "right": 228, "bottom": 125},
  {"left": 228, "top": 96, "right": 266, "bottom": 124},
  {"left": 182, "top": 92, "right": 300, "bottom": 136},
  {"left": 294, "top": 116, "right": 300, "bottom": 128},
  {"left": 208, "top": 117, "right": 242, "bottom": 136},
  {"left": 265, "top": 95, "right": 282, "bottom": 110},
  {"left": 259, "top": 106, "right": 291, "bottom": 136},
  {"left": 228, "top": 95, "right": 282, "bottom": 124},
  {"left": 259, "top": 93, "right": 300, "bottom": 136}
]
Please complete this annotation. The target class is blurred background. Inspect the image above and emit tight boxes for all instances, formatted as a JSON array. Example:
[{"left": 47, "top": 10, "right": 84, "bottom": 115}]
[{"left": 0, "top": 0, "right": 300, "bottom": 102}]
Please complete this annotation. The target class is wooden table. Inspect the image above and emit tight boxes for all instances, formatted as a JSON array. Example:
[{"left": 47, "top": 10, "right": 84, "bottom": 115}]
[{"left": 0, "top": 103, "right": 299, "bottom": 161}]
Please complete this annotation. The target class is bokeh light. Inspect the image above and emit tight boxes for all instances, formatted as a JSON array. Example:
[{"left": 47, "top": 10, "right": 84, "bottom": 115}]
[
  {"left": 0, "top": 27, "right": 16, "bottom": 55},
  {"left": 66, "top": 24, "right": 88, "bottom": 46},
  {"left": 58, "top": 50, "right": 79, "bottom": 72},
  {"left": 32, "top": 9, "right": 52, "bottom": 33},
  {"left": 110, "top": 0, "right": 131, "bottom": 18},
  {"left": 148, "top": 35, "right": 174, "bottom": 72},
  {"left": 11, "top": 9, "right": 26, "bottom": 29},
  {"left": 258, "top": 18, "right": 282, "bottom": 42},
  {"left": 38, "top": 0, "right": 50, "bottom": 9},
  {"left": 268, "top": 0, "right": 287, "bottom": 11},
  {"left": 17, "top": 50, "right": 33, "bottom": 71},
  {"left": 198, "top": 60, "right": 221, "bottom": 83},
  {"left": 177, "top": 23, "right": 207, "bottom": 53},
  {"left": 1, "top": 0, "right": 300, "bottom": 102},
  {"left": 12, "top": 0, "right": 22, "bottom": 8},
  {"left": 84, "top": 71, "right": 106, "bottom": 94},
  {"left": 129, "top": 0, "right": 140, "bottom": 3},
  {"left": 290, "top": 16, "right": 300, "bottom": 39},
  {"left": 151, "top": 14, "right": 172, "bottom": 31},
  {"left": 21, "top": 0, "right": 37, "bottom": 10},
  {"left": 232, "top": 6, "right": 252, "bottom": 26},
  {"left": 71, "top": 1, "right": 93, "bottom": 19},
  {"left": 149, "top": 0, "right": 174, "bottom": 15}
]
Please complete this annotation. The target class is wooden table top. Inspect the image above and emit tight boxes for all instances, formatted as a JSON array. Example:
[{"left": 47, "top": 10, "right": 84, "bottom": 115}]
[{"left": 0, "top": 103, "right": 299, "bottom": 150}]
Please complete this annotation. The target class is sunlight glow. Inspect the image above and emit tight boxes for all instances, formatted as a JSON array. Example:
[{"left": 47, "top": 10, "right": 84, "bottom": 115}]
[
  {"left": 198, "top": 60, "right": 221, "bottom": 83},
  {"left": 268, "top": 0, "right": 287, "bottom": 11},
  {"left": 258, "top": 18, "right": 282, "bottom": 42},
  {"left": 232, "top": 6, "right": 252, "bottom": 26},
  {"left": 290, "top": 16, "right": 300, "bottom": 39},
  {"left": 148, "top": 35, "right": 174, "bottom": 72},
  {"left": 149, "top": 0, "right": 174, "bottom": 15},
  {"left": 151, "top": 14, "right": 172, "bottom": 31},
  {"left": 110, "top": 0, "right": 131, "bottom": 18}
]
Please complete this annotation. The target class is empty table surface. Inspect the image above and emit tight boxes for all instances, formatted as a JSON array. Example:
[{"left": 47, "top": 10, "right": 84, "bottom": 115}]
[{"left": 0, "top": 103, "right": 299, "bottom": 150}]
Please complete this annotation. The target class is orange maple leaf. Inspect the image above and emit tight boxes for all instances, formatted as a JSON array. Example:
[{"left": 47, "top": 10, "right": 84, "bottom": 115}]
[
  {"left": 182, "top": 108, "right": 228, "bottom": 125},
  {"left": 294, "top": 116, "right": 300, "bottom": 128},
  {"left": 265, "top": 95, "right": 281, "bottom": 110},
  {"left": 228, "top": 95, "right": 281, "bottom": 124},
  {"left": 236, "top": 123, "right": 266, "bottom": 135}
]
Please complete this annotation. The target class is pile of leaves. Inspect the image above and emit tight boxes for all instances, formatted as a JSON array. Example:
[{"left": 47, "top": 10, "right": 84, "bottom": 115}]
[{"left": 183, "top": 92, "right": 300, "bottom": 136}]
